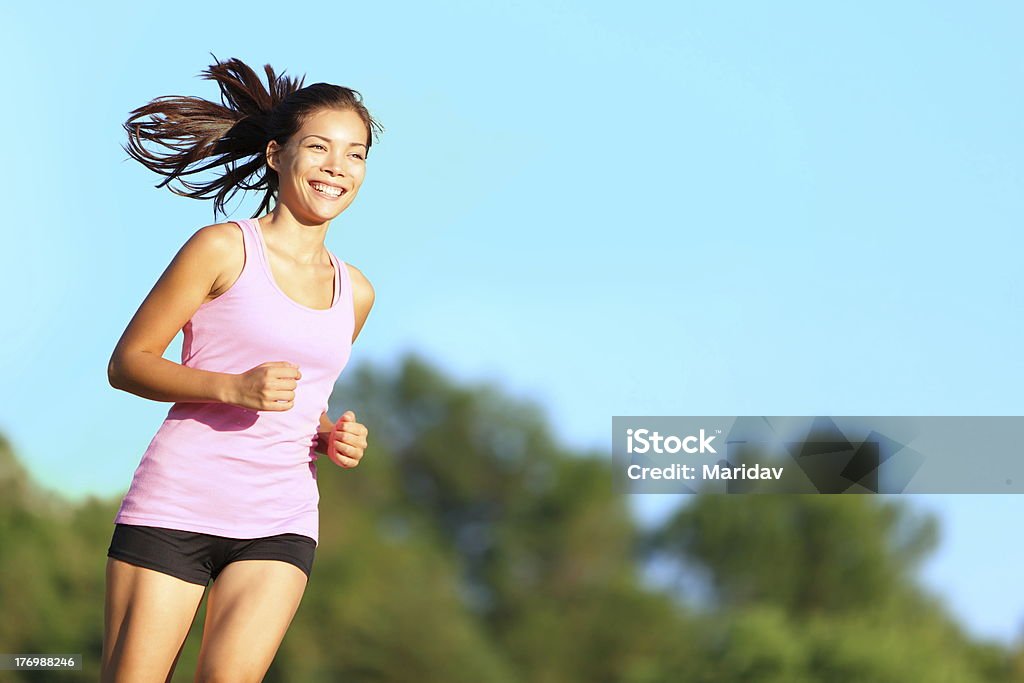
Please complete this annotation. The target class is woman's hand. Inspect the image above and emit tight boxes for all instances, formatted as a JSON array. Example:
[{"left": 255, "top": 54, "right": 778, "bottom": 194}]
[
  {"left": 326, "top": 411, "right": 368, "bottom": 469},
  {"left": 225, "top": 361, "right": 301, "bottom": 411}
]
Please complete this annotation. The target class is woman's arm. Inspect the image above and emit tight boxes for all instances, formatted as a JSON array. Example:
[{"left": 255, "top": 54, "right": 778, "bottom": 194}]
[
  {"left": 110, "top": 353, "right": 235, "bottom": 404},
  {"left": 315, "top": 265, "right": 376, "bottom": 454},
  {"left": 108, "top": 223, "right": 241, "bottom": 404},
  {"left": 346, "top": 263, "right": 375, "bottom": 343}
]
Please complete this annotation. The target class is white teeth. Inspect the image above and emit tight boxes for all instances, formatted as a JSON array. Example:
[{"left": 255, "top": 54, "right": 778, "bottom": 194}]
[{"left": 311, "top": 182, "right": 343, "bottom": 198}]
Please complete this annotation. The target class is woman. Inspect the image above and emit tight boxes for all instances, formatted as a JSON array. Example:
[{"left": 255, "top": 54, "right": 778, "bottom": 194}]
[{"left": 102, "top": 56, "right": 381, "bottom": 682}]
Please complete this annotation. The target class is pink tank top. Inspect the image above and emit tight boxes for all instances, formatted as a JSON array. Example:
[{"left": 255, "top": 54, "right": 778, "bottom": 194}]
[{"left": 113, "top": 218, "right": 355, "bottom": 546}]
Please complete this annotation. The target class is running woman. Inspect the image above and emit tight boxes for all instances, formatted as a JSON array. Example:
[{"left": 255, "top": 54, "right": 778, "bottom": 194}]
[{"left": 101, "top": 56, "right": 381, "bottom": 682}]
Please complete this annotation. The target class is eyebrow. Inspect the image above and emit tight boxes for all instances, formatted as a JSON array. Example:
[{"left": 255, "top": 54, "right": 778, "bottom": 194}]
[{"left": 300, "top": 134, "right": 367, "bottom": 149}]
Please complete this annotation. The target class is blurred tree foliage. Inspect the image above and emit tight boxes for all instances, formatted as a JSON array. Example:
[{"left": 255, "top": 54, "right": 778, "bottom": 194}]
[{"left": 0, "top": 352, "right": 1022, "bottom": 681}]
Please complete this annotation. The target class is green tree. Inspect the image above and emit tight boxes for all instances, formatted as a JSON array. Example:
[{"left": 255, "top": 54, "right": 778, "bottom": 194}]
[{"left": 645, "top": 491, "right": 1020, "bottom": 682}]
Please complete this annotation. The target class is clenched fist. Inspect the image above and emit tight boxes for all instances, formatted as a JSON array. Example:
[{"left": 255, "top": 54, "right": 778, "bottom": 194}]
[
  {"left": 226, "top": 361, "right": 302, "bottom": 411},
  {"left": 325, "top": 411, "right": 368, "bottom": 469}
]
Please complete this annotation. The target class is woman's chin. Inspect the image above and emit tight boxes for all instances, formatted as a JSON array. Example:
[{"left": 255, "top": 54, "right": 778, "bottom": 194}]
[{"left": 294, "top": 203, "right": 346, "bottom": 224}]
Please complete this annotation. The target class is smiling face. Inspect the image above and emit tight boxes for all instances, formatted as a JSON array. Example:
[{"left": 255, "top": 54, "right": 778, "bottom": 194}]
[{"left": 266, "top": 108, "right": 369, "bottom": 224}]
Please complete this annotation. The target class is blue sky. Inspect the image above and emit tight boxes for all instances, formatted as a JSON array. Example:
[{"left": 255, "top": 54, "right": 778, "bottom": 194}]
[{"left": 2, "top": 0, "right": 1022, "bottom": 644}]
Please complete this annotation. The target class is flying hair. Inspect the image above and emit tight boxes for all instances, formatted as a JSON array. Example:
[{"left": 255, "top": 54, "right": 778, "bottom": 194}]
[{"left": 123, "top": 54, "right": 384, "bottom": 218}]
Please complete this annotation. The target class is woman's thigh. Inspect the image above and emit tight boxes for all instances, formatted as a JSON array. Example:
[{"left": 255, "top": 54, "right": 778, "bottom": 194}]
[
  {"left": 194, "top": 559, "right": 309, "bottom": 683},
  {"left": 102, "top": 557, "right": 207, "bottom": 683}
]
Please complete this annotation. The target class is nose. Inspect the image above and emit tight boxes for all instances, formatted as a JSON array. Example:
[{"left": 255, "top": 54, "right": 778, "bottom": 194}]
[
  {"left": 321, "top": 154, "right": 348, "bottom": 177},
  {"left": 321, "top": 164, "right": 345, "bottom": 177}
]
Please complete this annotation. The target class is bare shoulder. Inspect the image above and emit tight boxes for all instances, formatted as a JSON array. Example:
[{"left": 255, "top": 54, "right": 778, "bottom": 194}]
[
  {"left": 193, "top": 221, "right": 243, "bottom": 256},
  {"left": 192, "top": 221, "right": 245, "bottom": 297},
  {"left": 180, "top": 221, "right": 241, "bottom": 267},
  {"left": 198, "top": 220, "right": 243, "bottom": 243},
  {"left": 345, "top": 263, "right": 375, "bottom": 344},
  {"left": 345, "top": 263, "right": 376, "bottom": 303}
]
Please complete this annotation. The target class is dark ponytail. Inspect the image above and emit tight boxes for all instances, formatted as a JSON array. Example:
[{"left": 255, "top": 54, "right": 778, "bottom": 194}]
[{"left": 123, "top": 54, "right": 383, "bottom": 218}]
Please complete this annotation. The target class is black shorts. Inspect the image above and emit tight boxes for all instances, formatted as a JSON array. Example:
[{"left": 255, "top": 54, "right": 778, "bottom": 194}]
[{"left": 107, "top": 523, "right": 317, "bottom": 586}]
